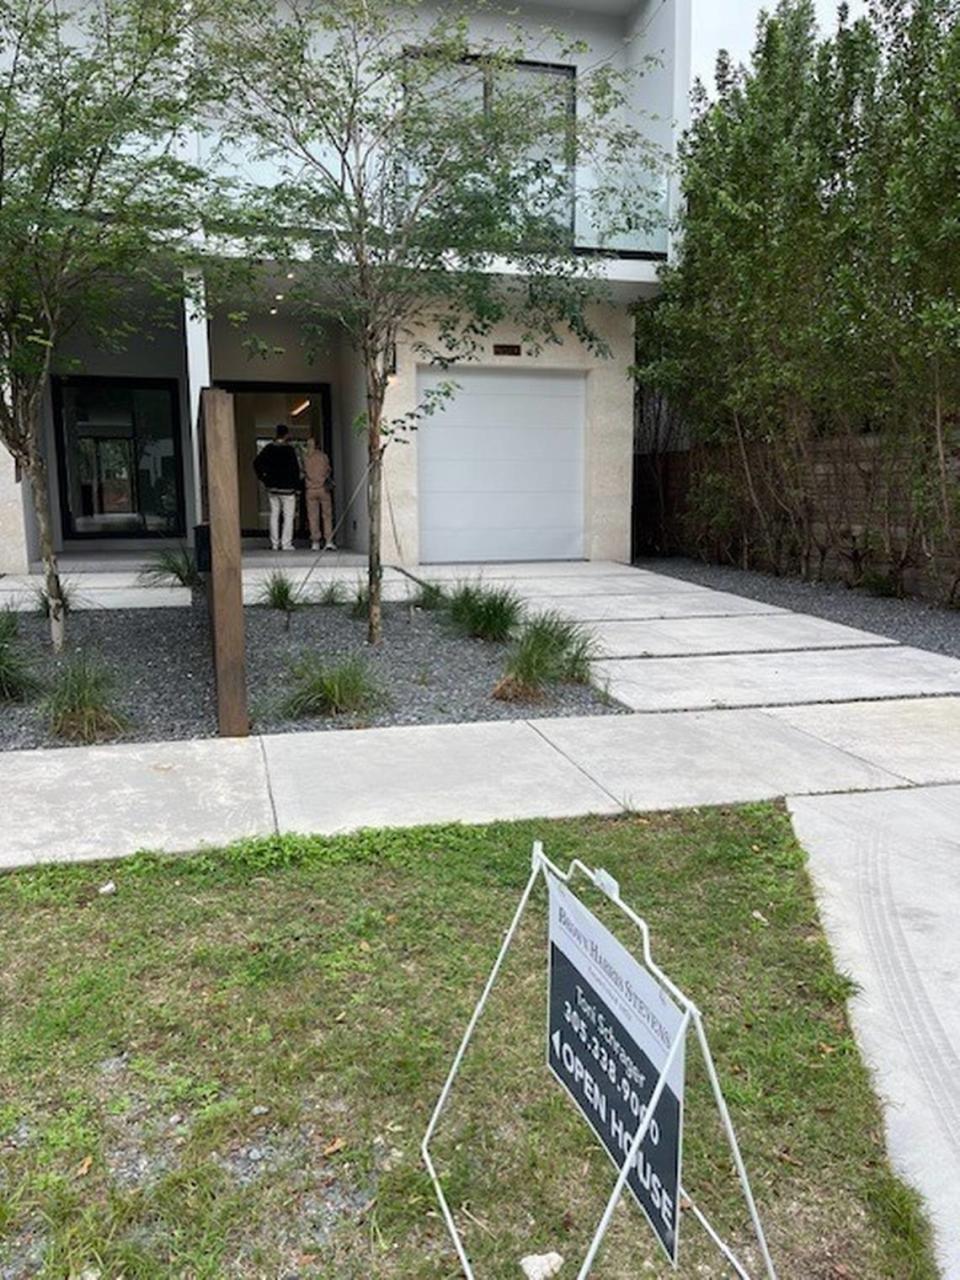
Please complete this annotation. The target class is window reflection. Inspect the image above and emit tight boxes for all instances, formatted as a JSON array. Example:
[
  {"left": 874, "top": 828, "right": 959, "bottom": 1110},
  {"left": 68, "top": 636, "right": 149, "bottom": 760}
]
[{"left": 58, "top": 381, "right": 184, "bottom": 537}]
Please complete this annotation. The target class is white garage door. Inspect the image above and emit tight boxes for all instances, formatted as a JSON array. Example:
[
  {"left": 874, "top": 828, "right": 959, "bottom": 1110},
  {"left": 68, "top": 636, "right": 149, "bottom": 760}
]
[{"left": 417, "top": 368, "right": 585, "bottom": 563}]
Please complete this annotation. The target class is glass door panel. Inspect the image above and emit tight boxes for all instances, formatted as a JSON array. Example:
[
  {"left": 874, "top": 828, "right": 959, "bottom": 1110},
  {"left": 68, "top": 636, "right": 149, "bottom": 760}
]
[{"left": 57, "top": 380, "right": 184, "bottom": 537}]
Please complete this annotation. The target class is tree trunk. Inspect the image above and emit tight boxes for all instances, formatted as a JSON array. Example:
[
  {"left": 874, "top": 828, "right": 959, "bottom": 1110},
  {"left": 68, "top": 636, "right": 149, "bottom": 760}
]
[
  {"left": 933, "top": 368, "right": 953, "bottom": 547},
  {"left": 28, "top": 455, "right": 66, "bottom": 651},
  {"left": 366, "top": 397, "right": 384, "bottom": 646},
  {"left": 732, "top": 411, "right": 774, "bottom": 567}
]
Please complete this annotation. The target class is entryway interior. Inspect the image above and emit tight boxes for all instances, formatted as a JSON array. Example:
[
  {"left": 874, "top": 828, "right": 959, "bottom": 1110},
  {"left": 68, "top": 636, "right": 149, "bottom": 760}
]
[{"left": 223, "top": 384, "right": 333, "bottom": 539}]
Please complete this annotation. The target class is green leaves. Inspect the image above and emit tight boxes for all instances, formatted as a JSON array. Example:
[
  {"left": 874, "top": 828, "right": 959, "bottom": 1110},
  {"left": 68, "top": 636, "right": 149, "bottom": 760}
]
[
  {"left": 209, "top": 0, "right": 666, "bottom": 374},
  {"left": 638, "top": 0, "right": 960, "bottom": 597}
]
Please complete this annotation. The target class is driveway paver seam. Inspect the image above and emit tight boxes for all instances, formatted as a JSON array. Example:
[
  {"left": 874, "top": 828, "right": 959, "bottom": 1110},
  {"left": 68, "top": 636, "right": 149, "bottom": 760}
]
[
  {"left": 600, "top": 642, "right": 902, "bottom": 663},
  {"left": 597, "top": 641, "right": 900, "bottom": 661},
  {"left": 604, "top": 690, "right": 960, "bottom": 716},
  {"left": 762, "top": 711, "right": 917, "bottom": 789},
  {"left": 578, "top": 610, "right": 784, "bottom": 622}
]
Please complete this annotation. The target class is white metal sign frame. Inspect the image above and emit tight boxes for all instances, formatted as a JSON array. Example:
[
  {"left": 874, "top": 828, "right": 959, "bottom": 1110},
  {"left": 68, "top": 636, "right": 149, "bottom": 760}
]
[{"left": 421, "top": 842, "right": 779, "bottom": 1280}]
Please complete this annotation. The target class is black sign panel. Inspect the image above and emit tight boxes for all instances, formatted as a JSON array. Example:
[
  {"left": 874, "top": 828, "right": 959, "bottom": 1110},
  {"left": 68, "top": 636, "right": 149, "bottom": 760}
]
[{"left": 548, "top": 942, "right": 682, "bottom": 1261}]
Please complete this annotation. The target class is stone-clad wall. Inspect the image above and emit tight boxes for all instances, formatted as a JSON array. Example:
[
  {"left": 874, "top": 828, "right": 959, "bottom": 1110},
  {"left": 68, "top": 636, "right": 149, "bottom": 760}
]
[{"left": 0, "top": 447, "right": 28, "bottom": 574}]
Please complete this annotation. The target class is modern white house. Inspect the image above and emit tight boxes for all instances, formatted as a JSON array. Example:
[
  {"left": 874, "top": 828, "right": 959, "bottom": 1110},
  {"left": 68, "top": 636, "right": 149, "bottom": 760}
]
[{"left": 0, "top": 0, "right": 690, "bottom": 575}]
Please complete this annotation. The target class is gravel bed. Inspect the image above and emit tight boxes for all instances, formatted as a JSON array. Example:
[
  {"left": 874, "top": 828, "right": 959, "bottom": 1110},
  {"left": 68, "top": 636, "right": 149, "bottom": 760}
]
[
  {"left": 636, "top": 556, "right": 960, "bottom": 658},
  {"left": 0, "top": 605, "right": 216, "bottom": 752},
  {"left": 0, "top": 599, "right": 621, "bottom": 752},
  {"left": 247, "top": 600, "right": 622, "bottom": 735}
]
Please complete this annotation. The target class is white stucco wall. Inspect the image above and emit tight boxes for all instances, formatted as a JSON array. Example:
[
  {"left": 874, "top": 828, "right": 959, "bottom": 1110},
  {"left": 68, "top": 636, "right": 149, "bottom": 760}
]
[
  {"left": 0, "top": 445, "right": 29, "bottom": 574},
  {"left": 198, "top": 0, "right": 682, "bottom": 259},
  {"left": 380, "top": 301, "right": 635, "bottom": 567}
]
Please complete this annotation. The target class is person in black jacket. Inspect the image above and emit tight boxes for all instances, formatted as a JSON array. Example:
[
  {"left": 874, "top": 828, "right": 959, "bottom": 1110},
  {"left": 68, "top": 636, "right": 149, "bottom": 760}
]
[{"left": 254, "top": 424, "right": 302, "bottom": 551}]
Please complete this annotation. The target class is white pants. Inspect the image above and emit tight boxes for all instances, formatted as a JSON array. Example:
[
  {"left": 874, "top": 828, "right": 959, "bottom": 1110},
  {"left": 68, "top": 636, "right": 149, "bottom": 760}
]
[{"left": 268, "top": 491, "right": 296, "bottom": 550}]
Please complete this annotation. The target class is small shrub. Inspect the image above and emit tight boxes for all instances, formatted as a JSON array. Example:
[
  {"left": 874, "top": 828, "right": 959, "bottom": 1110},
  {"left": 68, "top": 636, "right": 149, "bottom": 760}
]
[
  {"left": 316, "top": 580, "right": 348, "bottom": 606},
  {"left": 258, "top": 570, "right": 300, "bottom": 626},
  {"left": 448, "top": 582, "right": 523, "bottom": 641},
  {"left": 681, "top": 468, "right": 745, "bottom": 564},
  {"left": 0, "top": 622, "right": 39, "bottom": 703},
  {"left": 138, "top": 546, "right": 201, "bottom": 589},
  {"left": 413, "top": 581, "right": 447, "bottom": 611},
  {"left": 46, "top": 652, "right": 125, "bottom": 743},
  {"left": 351, "top": 583, "right": 370, "bottom": 620},
  {"left": 494, "top": 611, "right": 597, "bottom": 701},
  {"left": 283, "top": 655, "right": 383, "bottom": 718},
  {"left": 34, "top": 578, "right": 79, "bottom": 618},
  {"left": 860, "top": 569, "right": 901, "bottom": 598}
]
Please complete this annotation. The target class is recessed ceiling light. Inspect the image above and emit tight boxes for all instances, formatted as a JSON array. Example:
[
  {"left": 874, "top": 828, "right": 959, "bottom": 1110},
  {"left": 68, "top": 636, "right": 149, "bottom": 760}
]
[
  {"left": 286, "top": 272, "right": 295, "bottom": 280},
  {"left": 275, "top": 293, "right": 284, "bottom": 301},
  {"left": 269, "top": 307, "right": 278, "bottom": 315}
]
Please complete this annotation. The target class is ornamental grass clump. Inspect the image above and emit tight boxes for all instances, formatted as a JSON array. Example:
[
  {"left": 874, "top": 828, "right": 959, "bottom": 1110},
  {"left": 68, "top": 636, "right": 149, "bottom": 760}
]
[
  {"left": 316, "top": 580, "right": 348, "bottom": 606},
  {"left": 258, "top": 570, "right": 300, "bottom": 627},
  {"left": 34, "top": 578, "right": 80, "bottom": 618},
  {"left": 0, "top": 605, "right": 21, "bottom": 647},
  {"left": 0, "top": 610, "right": 39, "bottom": 702},
  {"left": 448, "top": 581, "right": 523, "bottom": 641},
  {"left": 46, "top": 652, "right": 125, "bottom": 743},
  {"left": 413, "top": 581, "right": 446, "bottom": 611},
  {"left": 283, "top": 655, "right": 382, "bottom": 718},
  {"left": 494, "top": 611, "right": 598, "bottom": 701},
  {"left": 351, "top": 582, "right": 370, "bottom": 620},
  {"left": 138, "top": 545, "right": 201, "bottom": 589}
]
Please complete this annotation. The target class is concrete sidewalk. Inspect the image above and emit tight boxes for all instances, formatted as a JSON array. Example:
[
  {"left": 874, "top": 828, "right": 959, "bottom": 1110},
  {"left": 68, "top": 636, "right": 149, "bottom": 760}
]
[{"left": 2, "top": 696, "right": 956, "bottom": 868}]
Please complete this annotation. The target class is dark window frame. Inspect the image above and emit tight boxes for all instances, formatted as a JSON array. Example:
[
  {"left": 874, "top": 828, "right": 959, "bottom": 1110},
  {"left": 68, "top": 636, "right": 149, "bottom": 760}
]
[
  {"left": 53, "top": 374, "right": 187, "bottom": 541},
  {"left": 213, "top": 380, "right": 333, "bottom": 456},
  {"left": 405, "top": 51, "right": 579, "bottom": 244}
]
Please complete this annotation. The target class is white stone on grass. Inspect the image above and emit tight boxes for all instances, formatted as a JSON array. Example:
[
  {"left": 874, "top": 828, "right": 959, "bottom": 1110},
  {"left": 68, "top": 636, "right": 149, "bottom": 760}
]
[{"left": 519, "top": 1252, "right": 564, "bottom": 1279}]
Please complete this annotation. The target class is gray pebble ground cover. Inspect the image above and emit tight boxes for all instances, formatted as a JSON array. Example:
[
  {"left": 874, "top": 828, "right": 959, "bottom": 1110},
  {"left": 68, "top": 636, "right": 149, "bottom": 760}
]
[
  {"left": 638, "top": 556, "right": 960, "bottom": 659},
  {"left": 0, "top": 599, "right": 620, "bottom": 751}
]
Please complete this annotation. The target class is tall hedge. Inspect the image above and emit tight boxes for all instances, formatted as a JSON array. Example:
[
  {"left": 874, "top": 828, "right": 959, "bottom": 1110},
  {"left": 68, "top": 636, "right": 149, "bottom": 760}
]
[{"left": 637, "top": 0, "right": 960, "bottom": 599}]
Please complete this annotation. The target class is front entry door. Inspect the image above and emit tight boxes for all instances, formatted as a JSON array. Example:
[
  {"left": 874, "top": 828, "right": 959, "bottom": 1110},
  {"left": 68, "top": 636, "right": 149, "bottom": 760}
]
[{"left": 219, "top": 384, "right": 332, "bottom": 537}]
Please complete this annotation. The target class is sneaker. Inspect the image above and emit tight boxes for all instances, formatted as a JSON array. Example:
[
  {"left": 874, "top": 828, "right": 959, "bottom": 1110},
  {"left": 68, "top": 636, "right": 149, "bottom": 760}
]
[
  {"left": 311, "top": 542, "right": 321, "bottom": 552},
  {"left": 270, "top": 544, "right": 280, "bottom": 552},
  {"left": 324, "top": 541, "right": 337, "bottom": 551}
]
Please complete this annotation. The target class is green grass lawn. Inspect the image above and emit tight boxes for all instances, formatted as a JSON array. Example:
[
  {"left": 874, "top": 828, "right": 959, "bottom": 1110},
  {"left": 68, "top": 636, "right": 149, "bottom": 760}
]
[{"left": 0, "top": 806, "right": 936, "bottom": 1279}]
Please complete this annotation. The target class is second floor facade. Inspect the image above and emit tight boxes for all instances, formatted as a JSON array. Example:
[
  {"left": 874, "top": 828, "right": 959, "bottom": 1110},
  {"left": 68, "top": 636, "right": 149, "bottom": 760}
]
[{"left": 197, "top": 0, "right": 691, "bottom": 277}]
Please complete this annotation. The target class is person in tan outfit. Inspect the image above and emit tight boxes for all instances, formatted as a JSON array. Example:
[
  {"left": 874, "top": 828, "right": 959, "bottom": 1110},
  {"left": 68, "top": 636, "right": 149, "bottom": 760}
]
[{"left": 303, "top": 437, "right": 335, "bottom": 550}]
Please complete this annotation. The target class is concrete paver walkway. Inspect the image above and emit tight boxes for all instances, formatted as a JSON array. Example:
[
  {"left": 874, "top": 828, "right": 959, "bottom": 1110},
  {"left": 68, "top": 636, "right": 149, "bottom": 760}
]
[
  {"left": 587, "top": 611, "right": 893, "bottom": 657},
  {"left": 4, "top": 557, "right": 960, "bottom": 1273}
]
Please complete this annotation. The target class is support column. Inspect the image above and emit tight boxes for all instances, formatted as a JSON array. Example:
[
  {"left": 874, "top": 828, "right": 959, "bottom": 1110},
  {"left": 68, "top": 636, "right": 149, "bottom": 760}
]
[
  {"left": 0, "top": 445, "right": 29, "bottom": 574},
  {"left": 184, "top": 269, "right": 212, "bottom": 526}
]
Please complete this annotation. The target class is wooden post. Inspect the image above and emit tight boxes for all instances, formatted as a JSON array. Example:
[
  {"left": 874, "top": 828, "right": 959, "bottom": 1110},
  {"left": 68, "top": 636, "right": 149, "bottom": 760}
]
[{"left": 203, "top": 388, "right": 249, "bottom": 737}]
